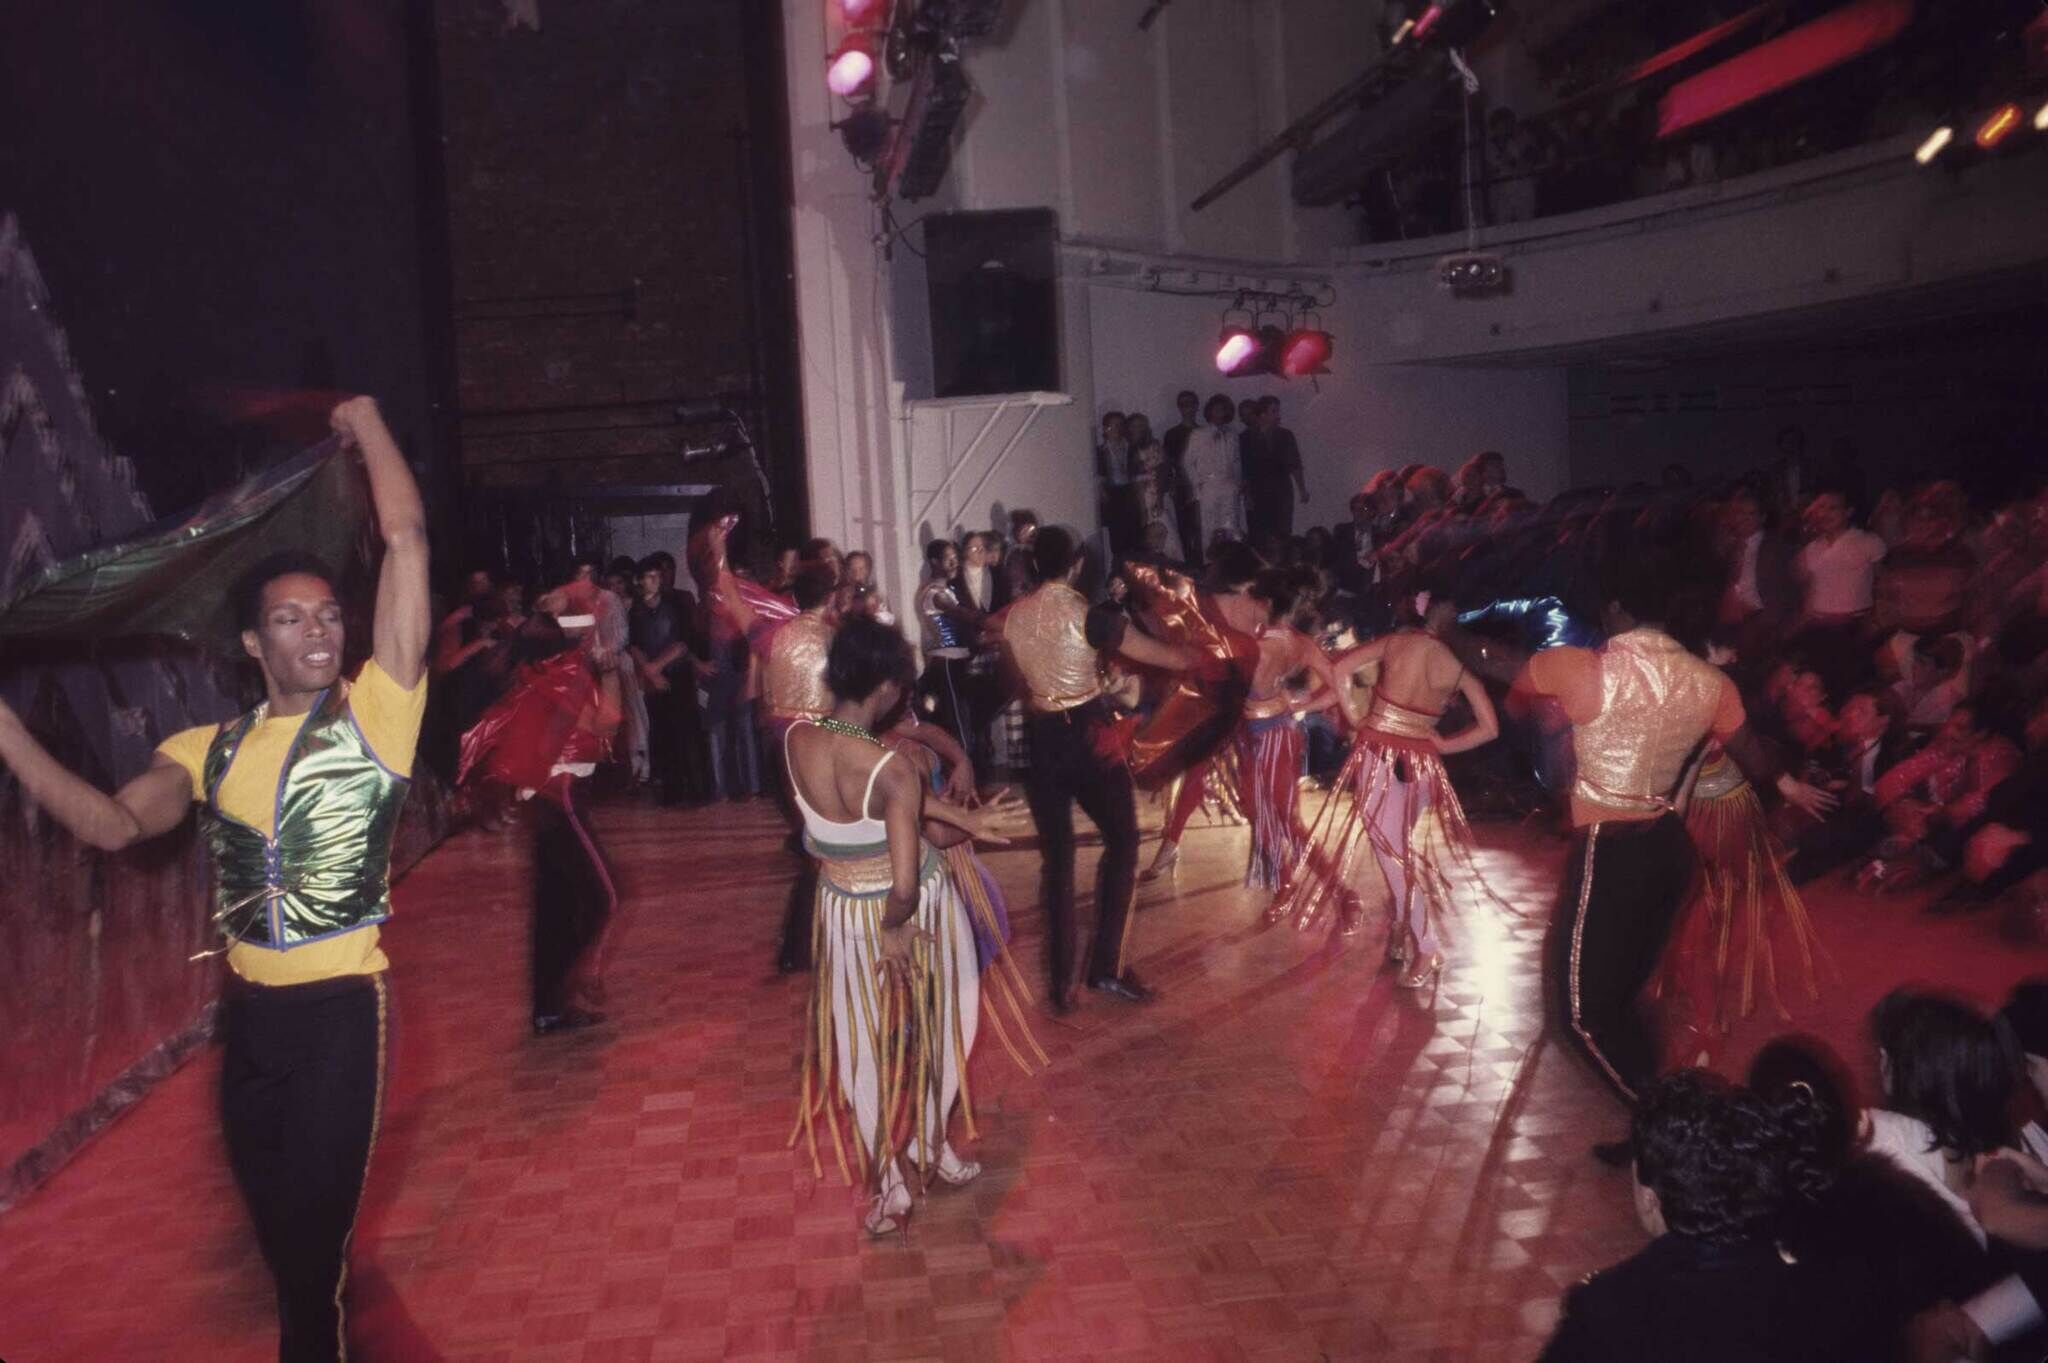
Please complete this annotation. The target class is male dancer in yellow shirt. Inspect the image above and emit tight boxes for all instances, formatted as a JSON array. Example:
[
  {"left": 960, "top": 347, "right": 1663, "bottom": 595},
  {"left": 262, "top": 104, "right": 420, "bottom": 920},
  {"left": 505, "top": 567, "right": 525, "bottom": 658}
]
[{"left": 0, "top": 396, "right": 428, "bottom": 1362}]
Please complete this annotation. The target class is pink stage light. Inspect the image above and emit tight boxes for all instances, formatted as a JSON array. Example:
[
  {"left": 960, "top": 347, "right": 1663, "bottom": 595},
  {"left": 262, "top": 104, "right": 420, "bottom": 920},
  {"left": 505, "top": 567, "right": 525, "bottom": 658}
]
[
  {"left": 838, "top": 0, "right": 885, "bottom": 22},
  {"left": 826, "top": 40, "right": 876, "bottom": 99},
  {"left": 1215, "top": 328, "right": 1260, "bottom": 375},
  {"left": 1278, "top": 329, "right": 1333, "bottom": 378},
  {"left": 1411, "top": 4, "right": 1444, "bottom": 40}
]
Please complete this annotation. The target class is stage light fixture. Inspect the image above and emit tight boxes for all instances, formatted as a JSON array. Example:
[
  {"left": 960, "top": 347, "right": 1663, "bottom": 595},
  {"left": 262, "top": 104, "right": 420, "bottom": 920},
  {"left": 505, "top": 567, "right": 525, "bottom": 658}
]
[
  {"left": 837, "top": 0, "right": 885, "bottom": 22},
  {"left": 1278, "top": 322, "right": 1334, "bottom": 378},
  {"left": 1912, "top": 126, "right": 1952, "bottom": 164},
  {"left": 1976, "top": 103, "right": 2022, "bottom": 149},
  {"left": 837, "top": 106, "right": 892, "bottom": 161},
  {"left": 2037, "top": 101, "right": 2048, "bottom": 132},
  {"left": 827, "top": 34, "right": 878, "bottom": 99},
  {"left": 1215, "top": 325, "right": 1260, "bottom": 375},
  {"left": 1411, "top": 3, "right": 1444, "bottom": 40}
]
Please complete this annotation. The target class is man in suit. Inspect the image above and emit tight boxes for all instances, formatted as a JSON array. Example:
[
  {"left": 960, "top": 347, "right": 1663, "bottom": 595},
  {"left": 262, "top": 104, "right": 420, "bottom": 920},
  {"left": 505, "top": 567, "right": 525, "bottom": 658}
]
[{"left": 1785, "top": 690, "right": 1895, "bottom": 884}]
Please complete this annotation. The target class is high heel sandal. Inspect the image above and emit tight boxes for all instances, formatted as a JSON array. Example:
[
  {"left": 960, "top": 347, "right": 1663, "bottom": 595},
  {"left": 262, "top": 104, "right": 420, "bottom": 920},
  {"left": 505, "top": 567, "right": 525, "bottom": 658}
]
[
  {"left": 1395, "top": 952, "right": 1444, "bottom": 990},
  {"left": 863, "top": 1175, "right": 913, "bottom": 1239},
  {"left": 1140, "top": 843, "right": 1180, "bottom": 883},
  {"left": 934, "top": 1145, "right": 982, "bottom": 1187}
]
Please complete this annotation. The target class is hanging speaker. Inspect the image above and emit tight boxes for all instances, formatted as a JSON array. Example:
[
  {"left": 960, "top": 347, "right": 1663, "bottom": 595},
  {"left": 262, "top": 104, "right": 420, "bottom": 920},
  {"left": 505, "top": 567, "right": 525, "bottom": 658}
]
[{"left": 924, "top": 208, "right": 1060, "bottom": 399}]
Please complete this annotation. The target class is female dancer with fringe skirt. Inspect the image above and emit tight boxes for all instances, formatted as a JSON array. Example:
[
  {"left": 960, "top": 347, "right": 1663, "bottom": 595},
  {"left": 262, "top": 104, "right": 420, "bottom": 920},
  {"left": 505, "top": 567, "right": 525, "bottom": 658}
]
[
  {"left": 783, "top": 618, "right": 1019, "bottom": 1237},
  {"left": 1652, "top": 747, "right": 1826, "bottom": 1067},
  {"left": 1271, "top": 591, "right": 1501, "bottom": 986}
]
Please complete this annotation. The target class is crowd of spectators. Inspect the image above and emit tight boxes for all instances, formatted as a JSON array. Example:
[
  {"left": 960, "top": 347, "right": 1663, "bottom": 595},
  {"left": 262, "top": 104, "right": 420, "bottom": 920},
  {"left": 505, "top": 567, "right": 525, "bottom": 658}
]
[{"left": 1541, "top": 985, "right": 2048, "bottom": 1361}]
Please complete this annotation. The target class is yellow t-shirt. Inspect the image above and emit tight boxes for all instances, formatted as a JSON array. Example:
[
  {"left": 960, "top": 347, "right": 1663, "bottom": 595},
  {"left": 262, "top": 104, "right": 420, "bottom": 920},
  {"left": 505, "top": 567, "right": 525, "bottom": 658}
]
[{"left": 157, "top": 658, "right": 426, "bottom": 985}]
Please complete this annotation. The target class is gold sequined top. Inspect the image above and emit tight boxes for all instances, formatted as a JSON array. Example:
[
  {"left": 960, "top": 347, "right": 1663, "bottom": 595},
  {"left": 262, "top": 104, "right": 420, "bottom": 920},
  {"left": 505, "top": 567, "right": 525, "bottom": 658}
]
[
  {"left": 1361, "top": 693, "right": 1442, "bottom": 742},
  {"left": 1003, "top": 583, "right": 1103, "bottom": 713},
  {"left": 1572, "top": 629, "right": 1728, "bottom": 819},
  {"left": 763, "top": 612, "right": 835, "bottom": 721}
]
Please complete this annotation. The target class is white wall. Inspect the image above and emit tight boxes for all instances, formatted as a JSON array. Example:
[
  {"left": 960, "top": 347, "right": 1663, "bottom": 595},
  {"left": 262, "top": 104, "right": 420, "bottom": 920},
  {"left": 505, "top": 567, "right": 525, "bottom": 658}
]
[
  {"left": 953, "top": 0, "right": 1375, "bottom": 262},
  {"left": 1334, "top": 137, "right": 2048, "bottom": 365},
  {"left": 1086, "top": 283, "right": 1570, "bottom": 528}
]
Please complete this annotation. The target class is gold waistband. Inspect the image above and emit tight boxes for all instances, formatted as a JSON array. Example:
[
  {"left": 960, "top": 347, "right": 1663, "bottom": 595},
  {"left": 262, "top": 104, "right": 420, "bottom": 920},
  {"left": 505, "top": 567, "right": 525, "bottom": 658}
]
[
  {"left": 1244, "top": 693, "right": 1292, "bottom": 722},
  {"left": 1362, "top": 694, "right": 1440, "bottom": 741},
  {"left": 1030, "top": 684, "right": 1103, "bottom": 714}
]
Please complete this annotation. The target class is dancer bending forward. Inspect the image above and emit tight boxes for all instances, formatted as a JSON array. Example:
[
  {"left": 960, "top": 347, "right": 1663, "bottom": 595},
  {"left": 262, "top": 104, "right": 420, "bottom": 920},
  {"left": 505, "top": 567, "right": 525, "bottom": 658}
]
[
  {"left": 1274, "top": 591, "right": 1498, "bottom": 987},
  {"left": 785, "top": 617, "right": 1011, "bottom": 1237}
]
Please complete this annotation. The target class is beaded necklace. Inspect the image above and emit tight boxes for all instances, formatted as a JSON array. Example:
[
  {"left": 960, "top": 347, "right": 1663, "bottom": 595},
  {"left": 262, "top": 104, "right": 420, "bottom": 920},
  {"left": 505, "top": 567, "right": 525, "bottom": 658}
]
[{"left": 816, "top": 716, "right": 882, "bottom": 747}]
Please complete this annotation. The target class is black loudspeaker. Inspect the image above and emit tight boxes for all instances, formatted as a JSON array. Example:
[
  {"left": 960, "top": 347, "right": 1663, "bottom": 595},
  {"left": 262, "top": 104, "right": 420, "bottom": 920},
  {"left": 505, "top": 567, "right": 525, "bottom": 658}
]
[{"left": 925, "top": 209, "right": 1060, "bottom": 399}]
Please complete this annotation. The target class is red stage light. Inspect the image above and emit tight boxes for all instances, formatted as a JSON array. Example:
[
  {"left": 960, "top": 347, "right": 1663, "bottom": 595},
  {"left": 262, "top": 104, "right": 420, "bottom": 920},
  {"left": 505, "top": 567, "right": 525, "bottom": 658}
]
[
  {"left": 1278, "top": 329, "right": 1334, "bottom": 378},
  {"left": 827, "top": 37, "right": 877, "bottom": 98},
  {"left": 1976, "top": 103, "right": 2022, "bottom": 150},
  {"left": 1215, "top": 327, "right": 1260, "bottom": 375},
  {"left": 838, "top": 0, "right": 885, "bottom": 22}
]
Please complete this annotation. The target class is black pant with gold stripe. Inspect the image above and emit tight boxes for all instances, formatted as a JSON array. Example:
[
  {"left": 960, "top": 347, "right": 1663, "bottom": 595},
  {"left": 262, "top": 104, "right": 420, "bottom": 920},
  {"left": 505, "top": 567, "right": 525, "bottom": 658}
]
[
  {"left": 1024, "top": 699, "right": 1140, "bottom": 1000},
  {"left": 1545, "top": 813, "right": 1696, "bottom": 1107},
  {"left": 220, "top": 971, "right": 386, "bottom": 1363}
]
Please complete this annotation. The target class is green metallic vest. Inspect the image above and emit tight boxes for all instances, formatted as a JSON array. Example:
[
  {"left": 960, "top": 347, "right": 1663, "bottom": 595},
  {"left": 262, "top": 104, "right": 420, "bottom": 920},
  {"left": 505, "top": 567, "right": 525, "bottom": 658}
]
[{"left": 201, "top": 683, "right": 410, "bottom": 949}]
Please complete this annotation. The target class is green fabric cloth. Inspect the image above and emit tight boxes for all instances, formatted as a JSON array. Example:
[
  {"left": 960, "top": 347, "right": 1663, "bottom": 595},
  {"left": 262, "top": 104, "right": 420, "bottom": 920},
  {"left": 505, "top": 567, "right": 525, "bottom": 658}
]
[{"left": 0, "top": 438, "right": 365, "bottom": 653}]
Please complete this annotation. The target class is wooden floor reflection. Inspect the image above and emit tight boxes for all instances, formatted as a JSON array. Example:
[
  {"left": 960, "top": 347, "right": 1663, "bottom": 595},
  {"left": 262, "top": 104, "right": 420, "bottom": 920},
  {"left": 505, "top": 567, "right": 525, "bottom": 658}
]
[{"left": 1, "top": 789, "right": 2039, "bottom": 1362}]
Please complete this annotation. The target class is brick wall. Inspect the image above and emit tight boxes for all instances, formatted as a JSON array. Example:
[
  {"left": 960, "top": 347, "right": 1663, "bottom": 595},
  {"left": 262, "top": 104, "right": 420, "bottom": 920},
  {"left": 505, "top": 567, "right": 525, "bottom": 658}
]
[{"left": 435, "top": 0, "right": 805, "bottom": 543}]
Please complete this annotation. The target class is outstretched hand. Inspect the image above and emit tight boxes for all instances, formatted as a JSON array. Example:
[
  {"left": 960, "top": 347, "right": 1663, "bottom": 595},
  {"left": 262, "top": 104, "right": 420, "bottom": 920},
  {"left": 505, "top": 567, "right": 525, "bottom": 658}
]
[
  {"left": 966, "top": 789, "right": 1027, "bottom": 846},
  {"left": 1776, "top": 774, "right": 1839, "bottom": 821}
]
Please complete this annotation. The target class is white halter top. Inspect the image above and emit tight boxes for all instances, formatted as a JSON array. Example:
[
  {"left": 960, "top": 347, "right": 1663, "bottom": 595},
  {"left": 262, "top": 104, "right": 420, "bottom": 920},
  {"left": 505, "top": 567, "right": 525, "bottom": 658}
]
[{"left": 786, "top": 720, "right": 896, "bottom": 846}]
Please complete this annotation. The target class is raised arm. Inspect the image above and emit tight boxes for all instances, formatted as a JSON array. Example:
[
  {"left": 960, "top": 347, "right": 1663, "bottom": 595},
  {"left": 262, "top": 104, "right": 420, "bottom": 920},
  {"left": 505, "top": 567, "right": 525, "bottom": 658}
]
[
  {"left": 0, "top": 698, "right": 193, "bottom": 850},
  {"left": 332, "top": 397, "right": 430, "bottom": 689},
  {"left": 1436, "top": 670, "right": 1500, "bottom": 756}
]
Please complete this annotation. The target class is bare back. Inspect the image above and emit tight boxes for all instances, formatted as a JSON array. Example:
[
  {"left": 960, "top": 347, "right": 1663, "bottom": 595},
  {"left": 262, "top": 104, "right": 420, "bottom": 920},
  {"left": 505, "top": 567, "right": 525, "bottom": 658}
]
[
  {"left": 786, "top": 723, "right": 896, "bottom": 826},
  {"left": 1250, "top": 625, "right": 1315, "bottom": 702},
  {"left": 1369, "top": 630, "right": 1466, "bottom": 714}
]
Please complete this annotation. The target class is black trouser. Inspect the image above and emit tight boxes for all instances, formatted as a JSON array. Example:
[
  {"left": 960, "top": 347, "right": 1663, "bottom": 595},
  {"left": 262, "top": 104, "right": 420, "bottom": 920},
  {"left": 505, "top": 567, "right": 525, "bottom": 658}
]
[
  {"left": 645, "top": 683, "right": 710, "bottom": 803},
  {"left": 530, "top": 774, "right": 616, "bottom": 1019},
  {"left": 1025, "top": 700, "right": 1140, "bottom": 998},
  {"left": 1546, "top": 813, "right": 1696, "bottom": 1107},
  {"left": 220, "top": 972, "right": 386, "bottom": 1363},
  {"left": 921, "top": 655, "right": 980, "bottom": 767},
  {"left": 1178, "top": 501, "right": 1205, "bottom": 572},
  {"left": 1246, "top": 483, "right": 1294, "bottom": 548},
  {"left": 765, "top": 718, "right": 817, "bottom": 971}
]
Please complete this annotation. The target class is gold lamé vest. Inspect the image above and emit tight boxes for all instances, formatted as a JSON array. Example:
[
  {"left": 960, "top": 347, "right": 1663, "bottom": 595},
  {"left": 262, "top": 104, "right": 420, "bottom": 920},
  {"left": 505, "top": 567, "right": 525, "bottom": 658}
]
[
  {"left": 1003, "top": 583, "right": 1102, "bottom": 712},
  {"left": 763, "top": 612, "right": 835, "bottom": 721},
  {"left": 1572, "top": 629, "right": 1726, "bottom": 818},
  {"left": 201, "top": 684, "right": 410, "bottom": 949}
]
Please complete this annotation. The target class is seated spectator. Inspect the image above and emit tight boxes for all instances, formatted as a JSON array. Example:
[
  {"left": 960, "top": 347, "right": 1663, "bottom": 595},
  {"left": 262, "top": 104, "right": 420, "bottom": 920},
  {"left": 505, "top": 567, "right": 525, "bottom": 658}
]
[
  {"left": 1538, "top": 1070, "right": 1836, "bottom": 1362},
  {"left": 1749, "top": 1036, "right": 1992, "bottom": 1363},
  {"left": 1863, "top": 989, "right": 2021, "bottom": 1246},
  {"left": 1778, "top": 668, "right": 1838, "bottom": 756},
  {"left": 1786, "top": 691, "right": 1896, "bottom": 884},
  {"left": 1861, "top": 704, "right": 2022, "bottom": 889},
  {"left": 1876, "top": 481, "right": 1974, "bottom": 639},
  {"left": 1889, "top": 634, "right": 1971, "bottom": 737},
  {"left": 1929, "top": 694, "right": 2048, "bottom": 916}
]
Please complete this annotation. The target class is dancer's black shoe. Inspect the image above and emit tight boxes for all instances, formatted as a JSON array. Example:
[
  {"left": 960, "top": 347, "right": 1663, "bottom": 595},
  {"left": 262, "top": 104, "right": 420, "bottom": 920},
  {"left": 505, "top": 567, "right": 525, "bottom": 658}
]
[{"left": 1086, "top": 971, "right": 1156, "bottom": 1004}]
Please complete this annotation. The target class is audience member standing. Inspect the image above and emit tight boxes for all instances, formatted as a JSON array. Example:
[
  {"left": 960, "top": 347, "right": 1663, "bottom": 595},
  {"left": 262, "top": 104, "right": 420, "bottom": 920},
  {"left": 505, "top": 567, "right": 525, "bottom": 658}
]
[
  {"left": 1184, "top": 394, "right": 1243, "bottom": 572},
  {"left": 1241, "top": 397, "right": 1307, "bottom": 551},
  {"left": 1096, "top": 411, "right": 1140, "bottom": 554},
  {"left": 1794, "top": 489, "right": 1887, "bottom": 697},
  {"left": 1001, "top": 509, "right": 1040, "bottom": 606},
  {"left": 628, "top": 553, "right": 709, "bottom": 805}
]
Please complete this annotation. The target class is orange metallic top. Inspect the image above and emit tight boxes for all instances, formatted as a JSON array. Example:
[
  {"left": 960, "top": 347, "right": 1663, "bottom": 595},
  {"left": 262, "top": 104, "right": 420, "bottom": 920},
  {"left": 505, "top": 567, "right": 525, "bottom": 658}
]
[{"left": 763, "top": 612, "right": 835, "bottom": 721}]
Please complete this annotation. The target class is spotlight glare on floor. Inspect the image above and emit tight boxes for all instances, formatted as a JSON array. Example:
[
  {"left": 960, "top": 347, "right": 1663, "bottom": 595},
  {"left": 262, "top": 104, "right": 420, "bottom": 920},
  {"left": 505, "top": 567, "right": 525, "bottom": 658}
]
[
  {"left": 1975, "top": 103, "right": 2021, "bottom": 150},
  {"left": 1912, "top": 126, "right": 1952, "bottom": 164}
]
